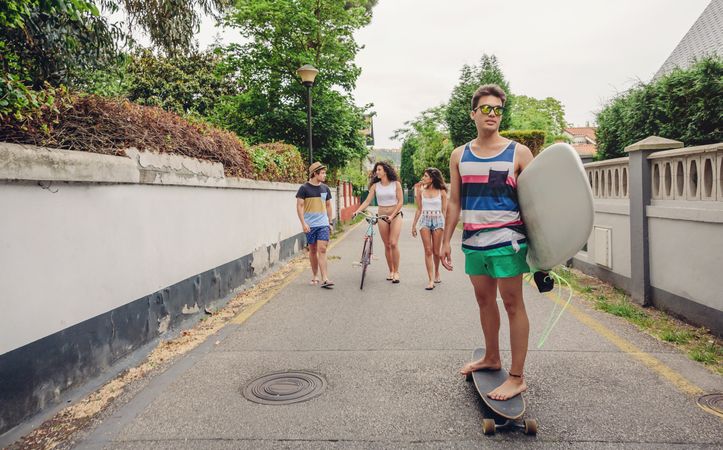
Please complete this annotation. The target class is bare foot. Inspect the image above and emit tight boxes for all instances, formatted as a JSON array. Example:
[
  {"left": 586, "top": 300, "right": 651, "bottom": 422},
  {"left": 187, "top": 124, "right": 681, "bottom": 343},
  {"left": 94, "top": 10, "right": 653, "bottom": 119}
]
[
  {"left": 459, "top": 357, "right": 502, "bottom": 376},
  {"left": 487, "top": 375, "right": 527, "bottom": 401}
]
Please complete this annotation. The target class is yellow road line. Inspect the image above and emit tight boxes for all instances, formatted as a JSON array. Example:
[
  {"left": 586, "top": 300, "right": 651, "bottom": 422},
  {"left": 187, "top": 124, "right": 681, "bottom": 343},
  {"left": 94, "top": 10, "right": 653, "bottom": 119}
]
[
  {"left": 537, "top": 284, "right": 704, "bottom": 397},
  {"left": 232, "top": 220, "right": 361, "bottom": 325}
]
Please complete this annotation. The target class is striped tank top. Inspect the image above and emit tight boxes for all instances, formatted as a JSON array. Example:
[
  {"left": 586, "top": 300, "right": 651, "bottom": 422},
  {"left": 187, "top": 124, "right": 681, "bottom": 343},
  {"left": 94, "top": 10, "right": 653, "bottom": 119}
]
[{"left": 460, "top": 140, "right": 526, "bottom": 253}]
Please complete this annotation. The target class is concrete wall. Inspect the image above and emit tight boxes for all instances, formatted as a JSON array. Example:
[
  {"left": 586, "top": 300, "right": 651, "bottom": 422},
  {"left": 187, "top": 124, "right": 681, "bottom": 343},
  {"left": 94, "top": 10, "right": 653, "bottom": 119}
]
[
  {"left": 648, "top": 206, "right": 723, "bottom": 313},
  {"left": 0, "top": 143, "right": 325, "bottom": 434},
  {"left": 572, "top": 139, "right": 723, "bottom": 335}
]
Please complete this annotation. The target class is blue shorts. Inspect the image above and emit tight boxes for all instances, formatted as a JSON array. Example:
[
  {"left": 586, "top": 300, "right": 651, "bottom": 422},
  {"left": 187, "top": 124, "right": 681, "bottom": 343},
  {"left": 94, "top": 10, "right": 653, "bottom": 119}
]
[
  {"left": 419, "top": 212, "right": 444, "bottom": 231},
  {"left": 306, "top": 226, "right": 330, "bottom": 245}
]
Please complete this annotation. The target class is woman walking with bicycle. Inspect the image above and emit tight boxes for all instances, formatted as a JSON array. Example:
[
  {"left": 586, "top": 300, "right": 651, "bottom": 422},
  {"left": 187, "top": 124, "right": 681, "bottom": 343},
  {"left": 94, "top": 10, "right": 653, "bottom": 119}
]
[
  {"left": 353, "top": 162, "right": 404, "bottom": 283},
  {"left": 411, "top": 168, "right": 448, "bottom": 290}
]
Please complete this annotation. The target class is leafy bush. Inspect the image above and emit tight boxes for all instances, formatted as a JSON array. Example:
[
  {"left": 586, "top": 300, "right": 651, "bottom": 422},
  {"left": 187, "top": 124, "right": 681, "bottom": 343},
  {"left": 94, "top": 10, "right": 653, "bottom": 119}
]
[
  {"left": 500, "top": 130, "right": 546, "bottom": 156},
  {"left": 596, "top": 56, "right": 723, "bottom": 159},
  {"left": 249, "top": 142, "right": 305, "bottom": 183},
  {"left": 339, "top": 158, "right": 371, "bottom": 195},
  {"left": 124, "top": 50, "right": 241, "bottom": 117}
]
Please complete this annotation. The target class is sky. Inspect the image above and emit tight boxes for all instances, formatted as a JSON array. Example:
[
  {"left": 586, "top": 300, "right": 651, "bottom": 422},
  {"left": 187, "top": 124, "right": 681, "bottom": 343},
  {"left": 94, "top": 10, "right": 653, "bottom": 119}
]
[{"left": 197, "top": 0, "right": 711, "bottom": 149}]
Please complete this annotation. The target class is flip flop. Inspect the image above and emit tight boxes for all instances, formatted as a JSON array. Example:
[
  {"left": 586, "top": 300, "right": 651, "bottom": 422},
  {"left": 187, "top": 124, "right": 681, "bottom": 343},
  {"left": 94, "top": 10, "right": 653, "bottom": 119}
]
[
  {"left": 425, "top": 285, "right": 435, "bottom": 290},
  {"left": 310, "top": 279, "right": 319, "bottom": 285},
  {"left": 320, "top": 281, "right": 335, "bottom": 289},
  {"left": 434, "top": 279, "right": 442, "bottom": 284}
]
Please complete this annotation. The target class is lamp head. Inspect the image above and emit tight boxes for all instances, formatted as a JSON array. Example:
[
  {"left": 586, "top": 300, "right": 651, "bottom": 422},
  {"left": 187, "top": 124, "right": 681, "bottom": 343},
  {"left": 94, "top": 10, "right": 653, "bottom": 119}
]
[{"left": 296, "top": 64, "right": 319, "bottom": 87}]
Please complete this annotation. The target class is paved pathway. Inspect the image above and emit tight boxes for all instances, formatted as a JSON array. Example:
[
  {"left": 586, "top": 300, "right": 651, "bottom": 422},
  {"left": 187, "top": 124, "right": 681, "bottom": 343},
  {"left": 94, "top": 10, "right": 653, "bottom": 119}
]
[{"left": 70, "top": 207, "right": 722, "bottom": 448}]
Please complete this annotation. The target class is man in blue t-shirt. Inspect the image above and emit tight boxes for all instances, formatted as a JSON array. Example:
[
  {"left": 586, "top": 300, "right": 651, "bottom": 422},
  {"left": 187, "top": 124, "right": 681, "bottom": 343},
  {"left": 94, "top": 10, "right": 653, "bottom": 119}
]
[{"left": 296, "top": 162, "right": 334, "bottom": 289}]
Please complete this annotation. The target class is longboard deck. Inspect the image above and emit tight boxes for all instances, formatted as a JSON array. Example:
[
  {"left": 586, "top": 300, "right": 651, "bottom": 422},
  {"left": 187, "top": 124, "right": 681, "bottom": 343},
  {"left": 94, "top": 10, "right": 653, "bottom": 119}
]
[{"left": 469, "top": 348, "right": 525, "bottom": 420}]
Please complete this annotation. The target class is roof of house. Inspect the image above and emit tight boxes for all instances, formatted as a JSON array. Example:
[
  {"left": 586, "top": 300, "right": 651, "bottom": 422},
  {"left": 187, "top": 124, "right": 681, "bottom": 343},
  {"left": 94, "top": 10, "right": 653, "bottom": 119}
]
[
  {"left": 564, "top": 127, "right": 597, "bottom": 142},
  {"left": 655, "top": 0, "right": 723, "bottom": 79},
  {"left": 572, "top": 143, "right": 597, "bottom": 156}
]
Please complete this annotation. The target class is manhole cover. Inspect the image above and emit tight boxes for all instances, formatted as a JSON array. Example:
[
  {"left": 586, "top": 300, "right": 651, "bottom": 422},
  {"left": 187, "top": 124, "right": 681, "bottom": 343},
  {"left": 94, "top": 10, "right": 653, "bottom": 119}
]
[
  {"left": 243, "top": 371, "right": 326, "bottom": 405},
  {"left": 697, "top": 393, "right": 723, "bottom": 418}
]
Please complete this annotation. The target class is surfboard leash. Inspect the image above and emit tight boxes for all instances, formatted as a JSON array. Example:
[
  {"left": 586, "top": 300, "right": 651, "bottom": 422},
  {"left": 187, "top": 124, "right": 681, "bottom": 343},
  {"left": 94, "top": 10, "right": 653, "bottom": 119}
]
[{"left": 526, "top": 268, "right": 574, "bottom": 348}]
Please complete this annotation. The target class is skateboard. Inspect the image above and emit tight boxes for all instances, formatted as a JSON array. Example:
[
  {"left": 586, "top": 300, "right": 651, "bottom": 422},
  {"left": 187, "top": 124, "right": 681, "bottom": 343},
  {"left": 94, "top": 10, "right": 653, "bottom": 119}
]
[{"left": 465, "top": 348, "right": 538, "bottom": 435}]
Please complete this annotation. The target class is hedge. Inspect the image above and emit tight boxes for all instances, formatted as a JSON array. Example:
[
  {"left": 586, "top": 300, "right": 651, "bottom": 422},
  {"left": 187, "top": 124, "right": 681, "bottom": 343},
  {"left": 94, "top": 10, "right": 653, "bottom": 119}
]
[
  {"left": 250, "top": 142, "right": 306, "bottom": 183},
  {"left": 596, "top": 56, "right": 722, "bottom": 160},
  {"left": 501, "top": 129, "right": 546, "bottom": 156},
  {"left": 0, "top": 92, "right": 306, "bottom": 183}
]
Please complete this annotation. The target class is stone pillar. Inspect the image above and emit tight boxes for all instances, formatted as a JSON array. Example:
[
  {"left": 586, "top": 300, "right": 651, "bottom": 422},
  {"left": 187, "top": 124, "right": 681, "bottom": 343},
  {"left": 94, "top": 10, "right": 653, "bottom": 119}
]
[{"left": 625, "top": 136, "right": 683, "bottom": 306}]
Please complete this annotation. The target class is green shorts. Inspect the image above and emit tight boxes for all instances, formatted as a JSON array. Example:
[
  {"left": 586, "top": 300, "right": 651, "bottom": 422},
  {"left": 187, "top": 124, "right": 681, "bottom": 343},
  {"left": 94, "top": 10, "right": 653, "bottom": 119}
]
[{"left": 463, "top": 244, "right": 530, "bottom": 278}]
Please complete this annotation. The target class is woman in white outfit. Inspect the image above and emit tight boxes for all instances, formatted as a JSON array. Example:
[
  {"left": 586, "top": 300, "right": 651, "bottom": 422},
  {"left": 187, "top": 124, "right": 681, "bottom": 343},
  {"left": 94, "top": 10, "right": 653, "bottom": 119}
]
[
  {"left": 353, "top": 162, "right": 404, "bottom": 283},
  {"left": 411, "top": 168, "right": 448, "bottom": 290}
]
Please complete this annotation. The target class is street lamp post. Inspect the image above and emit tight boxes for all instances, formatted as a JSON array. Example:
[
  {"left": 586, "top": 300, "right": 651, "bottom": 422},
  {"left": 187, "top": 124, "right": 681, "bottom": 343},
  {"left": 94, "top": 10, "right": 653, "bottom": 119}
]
[{"left": 296, "top": 64, "right": 319, "bottom": 165}]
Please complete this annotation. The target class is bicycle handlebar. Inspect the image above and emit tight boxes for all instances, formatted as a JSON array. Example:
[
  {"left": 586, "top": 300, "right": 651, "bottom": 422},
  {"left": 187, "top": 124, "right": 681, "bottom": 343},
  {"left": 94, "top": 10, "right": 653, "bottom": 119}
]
[{"left": 354, "top": 210, "right": 389, "bottom": 223}]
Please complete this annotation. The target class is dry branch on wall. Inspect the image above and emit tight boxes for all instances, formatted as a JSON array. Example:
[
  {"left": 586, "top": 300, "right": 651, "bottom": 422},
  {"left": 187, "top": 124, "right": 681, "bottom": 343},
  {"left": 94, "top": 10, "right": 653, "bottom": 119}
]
[{"left": 1, "top": 95, "right": 260, "bottom": 179}]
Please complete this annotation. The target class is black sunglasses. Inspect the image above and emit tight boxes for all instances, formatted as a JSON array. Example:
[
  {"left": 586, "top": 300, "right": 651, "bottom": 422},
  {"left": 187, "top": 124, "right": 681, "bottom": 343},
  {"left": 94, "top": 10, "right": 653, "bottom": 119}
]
[{"left": 473, "top": 104, "right": 504, "bottom": 116}]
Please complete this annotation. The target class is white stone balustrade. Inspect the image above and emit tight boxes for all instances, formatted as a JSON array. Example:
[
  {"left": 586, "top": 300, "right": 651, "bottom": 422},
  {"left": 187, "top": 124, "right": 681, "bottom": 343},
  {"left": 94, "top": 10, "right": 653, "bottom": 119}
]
[
  {"left": 585, "top": 157, "right": 630, "bottom": 199},
  {"left": 647, "top": 143, "right": 723, "bottom": 201}
]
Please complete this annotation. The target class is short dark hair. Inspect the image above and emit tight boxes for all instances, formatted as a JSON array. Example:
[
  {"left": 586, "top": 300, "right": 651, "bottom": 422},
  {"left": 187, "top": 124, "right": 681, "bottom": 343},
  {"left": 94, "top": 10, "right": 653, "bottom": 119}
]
[
  {"left": 471, "top": 84, "right": 507, "bottom": 110},
  {"left": 309, "top": 167, "right": 325, "bottom": 180}
]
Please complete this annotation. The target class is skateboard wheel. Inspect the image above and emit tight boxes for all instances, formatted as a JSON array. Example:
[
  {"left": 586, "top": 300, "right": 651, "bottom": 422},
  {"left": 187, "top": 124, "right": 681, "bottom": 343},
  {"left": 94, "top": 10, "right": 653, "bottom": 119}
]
[
  {"left": 524, "top": 419, "right": 538, "bottom": 435},
  {"left": 465, "top": 373, "right": 472, "bottom": 382},
  {"left": 482, "top": 418, "right": 496, "bottom": 435}
]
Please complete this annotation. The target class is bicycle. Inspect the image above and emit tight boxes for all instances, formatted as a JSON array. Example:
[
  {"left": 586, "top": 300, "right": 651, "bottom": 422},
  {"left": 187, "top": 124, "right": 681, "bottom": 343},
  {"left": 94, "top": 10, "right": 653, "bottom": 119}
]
[{"left": 354, "top": 211, "right": 389, "bottom": 290}]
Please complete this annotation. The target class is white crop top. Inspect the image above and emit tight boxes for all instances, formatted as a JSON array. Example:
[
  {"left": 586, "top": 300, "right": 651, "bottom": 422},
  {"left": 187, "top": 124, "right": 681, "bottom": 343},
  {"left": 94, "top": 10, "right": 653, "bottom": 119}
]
[
  {"left": 375, "top": 181, "right": 398, "bottom": 206},
  {"left": 421, "top": 192, "right": 442, "bottom": 211}
]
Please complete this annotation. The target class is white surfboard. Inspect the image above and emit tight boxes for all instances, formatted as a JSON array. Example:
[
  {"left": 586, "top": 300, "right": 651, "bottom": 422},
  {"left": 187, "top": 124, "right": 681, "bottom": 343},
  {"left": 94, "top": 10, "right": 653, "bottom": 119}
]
[{"left": 517, "top": 143, "right": 594, "bottom": 270}]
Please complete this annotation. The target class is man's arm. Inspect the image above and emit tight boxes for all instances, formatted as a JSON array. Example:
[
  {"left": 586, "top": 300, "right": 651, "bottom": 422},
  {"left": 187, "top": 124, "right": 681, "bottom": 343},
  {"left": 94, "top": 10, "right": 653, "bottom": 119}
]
[
  {"left": 296, "top": 198, "right": 310, "bottom": 233},
  {"left": 326, "top": 199, "right": 334, "bottom": 228},
  {"left": 515, "top": 144, "right": 535, "bottom": 175},
  {"left": 441, "top": 146, "right": 464, "bottom": 270}
]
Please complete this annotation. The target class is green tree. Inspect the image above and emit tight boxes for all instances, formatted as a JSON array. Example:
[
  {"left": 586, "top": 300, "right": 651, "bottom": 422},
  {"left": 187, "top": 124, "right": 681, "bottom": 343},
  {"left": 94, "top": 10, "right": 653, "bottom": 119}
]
[
  {"left": 217, "top": 0, "right": 377, "bottom": 170},
  {"left": 596, "top": 57, "right": 723, "bottom": 159},
  {"left": 121, "top": 49, "right": 241, "bottom": 116},
  {"left": 0, "top": 0, "right": 121, "bottom": 89},
  {"left": 0, "top": 0, "right": 232, "bottom": 120},
  {"left": 394, "top": 105, "right": 453, "bottom": 181},
  {"left": 339, "top": 157, "right": 370, "bottom": 194},
  {"left": 122, "top": 0, "right": 231, "bottom": 57},
  {"left": 445, "top": 54, "right": 513, "bottom": 148},
  {"left": 399, "top": 138, "right": 418, "bottom": 188},
  {"left": 509, "top": 95, "right": 567, "bottom": 144}
]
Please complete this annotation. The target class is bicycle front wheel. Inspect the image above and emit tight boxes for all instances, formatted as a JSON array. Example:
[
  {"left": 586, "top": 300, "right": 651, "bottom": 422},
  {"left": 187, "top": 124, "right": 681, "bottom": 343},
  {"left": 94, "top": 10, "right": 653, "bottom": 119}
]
[{"left": 360, "top": 237, "right": 372, "bottom": 290}]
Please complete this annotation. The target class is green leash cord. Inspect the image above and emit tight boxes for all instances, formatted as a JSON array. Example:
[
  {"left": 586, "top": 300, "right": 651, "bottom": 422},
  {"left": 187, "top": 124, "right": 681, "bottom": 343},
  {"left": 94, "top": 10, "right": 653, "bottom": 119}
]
[{"left": 525, "top": 268, "right": 574, "bottom": 348}]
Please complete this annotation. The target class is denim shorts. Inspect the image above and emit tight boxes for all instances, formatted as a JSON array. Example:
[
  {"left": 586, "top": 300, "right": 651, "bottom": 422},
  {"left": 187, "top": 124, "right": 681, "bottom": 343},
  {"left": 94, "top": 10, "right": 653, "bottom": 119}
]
[
  {"left": 306, "top": 226, "right": 330, "bottom": 245},
  {"left": 419, "top": 212, "right": 444, "bottom": 231}
]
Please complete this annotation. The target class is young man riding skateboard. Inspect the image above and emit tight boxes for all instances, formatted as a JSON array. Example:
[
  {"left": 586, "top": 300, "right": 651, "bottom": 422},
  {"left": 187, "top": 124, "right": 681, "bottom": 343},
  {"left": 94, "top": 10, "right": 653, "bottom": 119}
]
[
  {"left": 296, "top": 162, "right": 335, "bottom": 289},
  {"left": 441, "top": 84, "right": 534, "bottom": 401}
]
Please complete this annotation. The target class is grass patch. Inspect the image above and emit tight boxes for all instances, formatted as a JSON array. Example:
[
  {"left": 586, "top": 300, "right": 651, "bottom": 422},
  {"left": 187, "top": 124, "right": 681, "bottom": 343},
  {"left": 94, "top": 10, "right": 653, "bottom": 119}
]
[
  {"left": 690, "top": 342, "right": 722, "bottom": 365},
  {"left": 660, "top": 328, "right": 693, "bottom": 344},
  {"left": 594, "top": 295, "right": 652, "bottom": 328},
  {"left": 557, "top": 266, "right": 722, "bottom": 375}
]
